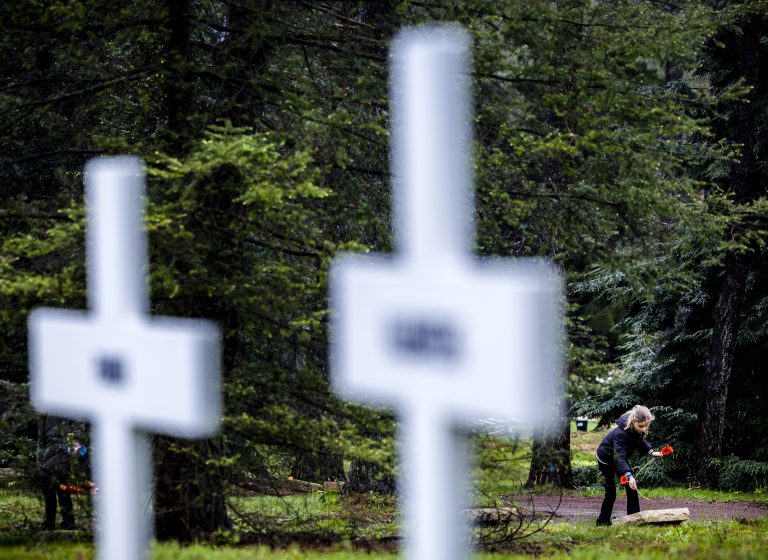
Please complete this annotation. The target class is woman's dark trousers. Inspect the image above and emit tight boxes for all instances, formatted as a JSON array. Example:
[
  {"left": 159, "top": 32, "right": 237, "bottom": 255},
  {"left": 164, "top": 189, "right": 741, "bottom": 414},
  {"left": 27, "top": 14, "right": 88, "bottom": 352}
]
[
  {"left": 41, "top": 477, "right": 74, "bottom": 530},
  {"left": 596, "top": 460, "right": 639, "bottom": 525}
]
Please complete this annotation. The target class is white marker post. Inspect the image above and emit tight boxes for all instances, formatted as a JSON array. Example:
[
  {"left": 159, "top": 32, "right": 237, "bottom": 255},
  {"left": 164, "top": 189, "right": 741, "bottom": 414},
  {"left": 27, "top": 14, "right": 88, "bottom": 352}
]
[
  {"left": 331, "top": 26, "right": 563, "bottom": 560},
  {"left": 29, "top": 157, "right": 221, "bottom": 560}
]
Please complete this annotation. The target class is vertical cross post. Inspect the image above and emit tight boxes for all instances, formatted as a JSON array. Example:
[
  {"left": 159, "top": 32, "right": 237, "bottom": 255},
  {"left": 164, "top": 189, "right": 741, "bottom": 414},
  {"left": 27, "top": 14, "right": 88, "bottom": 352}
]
[
  {"left": 30, "top": 157, "right": 221, "bottom": 560},
  {"left": 89, "top": 157, "right": 151, "bottom": 560},
  {"left": 331, "top": 25, "right": 563, "bottom": 560},
  {"left": 391, "top": 27, "right": 474, "bottom": 266},
  {"left": 87, "top": 157, "right": 148, "bottom": 319}
]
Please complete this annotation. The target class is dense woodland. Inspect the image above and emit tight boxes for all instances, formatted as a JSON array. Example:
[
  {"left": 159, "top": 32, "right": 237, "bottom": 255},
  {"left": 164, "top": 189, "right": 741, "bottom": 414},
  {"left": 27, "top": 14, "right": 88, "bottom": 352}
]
[{"left": 1, "top": 0, "right": 767, "bottom": 543}]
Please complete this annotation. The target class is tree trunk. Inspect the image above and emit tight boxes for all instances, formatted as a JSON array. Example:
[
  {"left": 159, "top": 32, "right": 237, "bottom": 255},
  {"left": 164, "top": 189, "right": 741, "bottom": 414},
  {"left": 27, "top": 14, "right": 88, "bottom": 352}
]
[
  {"left": 695, "top": 252, "right": 749, "bottom": 486},
  {"left": 151, "top": 2, "right": 237, "bottom": 541},
  {"left": 343, "top": 459, "right": 396, "bottom": 495},
  {"left": 163, "top": 0, "right": 193, "bottom": 152},
  {"left": 694, "top": 13, "right": 763, "bottom": 487},
  {"left": 291, "top": 450, "right": 344, "bottom": 484},
  {"left": 153, "top": 438, "right": 231, "bottom": 542},
  {"left": 526, "top": 403, "right": 573, "bottom": 488}
]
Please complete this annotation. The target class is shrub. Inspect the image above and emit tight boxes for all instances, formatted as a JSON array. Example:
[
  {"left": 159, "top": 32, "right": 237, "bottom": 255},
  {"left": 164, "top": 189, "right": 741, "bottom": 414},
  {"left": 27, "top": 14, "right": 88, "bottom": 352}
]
[
  {"left": 572, "top": 465, "right": 601, "bottom": 488},
  {"left": 572, "top": 461, "right": 675, "bottom": 489},
  {"left": 632, "top": 458, "right": 674, "bottom": 488},
  {"left": 710, "top": 455, "right": 768, "bottom": 491}
]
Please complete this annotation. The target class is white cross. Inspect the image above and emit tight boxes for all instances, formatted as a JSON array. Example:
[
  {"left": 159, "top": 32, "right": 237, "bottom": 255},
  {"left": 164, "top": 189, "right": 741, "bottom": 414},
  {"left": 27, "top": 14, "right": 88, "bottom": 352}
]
[
  {"left": 330, "top": 26, "right": 563, "bottom": 560},
  {"left": 29, "top": 157, "right": 221, "bottom": 560}
]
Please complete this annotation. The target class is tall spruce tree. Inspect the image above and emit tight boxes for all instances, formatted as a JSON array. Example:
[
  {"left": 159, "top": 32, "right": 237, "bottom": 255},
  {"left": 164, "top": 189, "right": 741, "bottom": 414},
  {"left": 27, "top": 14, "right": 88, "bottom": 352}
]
[
  {"left": 1, "top": 0, "right": 743, "bottom": 540},
  {"left": 578, "top": 1, "right": 768, "bottom": 488},
  {"left": 693, "top": 3, "right": 768, "bottom": 487},
  {"left": 1, "top": 0, "right": 399, "bottom": 538},
  {"left": 440, "top": 1, "right": 719, "bottom": 487}
]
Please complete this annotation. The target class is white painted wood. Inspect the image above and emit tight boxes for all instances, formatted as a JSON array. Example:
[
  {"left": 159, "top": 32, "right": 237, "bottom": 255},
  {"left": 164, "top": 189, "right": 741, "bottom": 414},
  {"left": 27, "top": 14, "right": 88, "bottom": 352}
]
[
  {"left": 330, "top": 25, "right": 563, "bottom": 560},
  {"left": 29, "top": 157, "right": 221, "bottom": 560}
]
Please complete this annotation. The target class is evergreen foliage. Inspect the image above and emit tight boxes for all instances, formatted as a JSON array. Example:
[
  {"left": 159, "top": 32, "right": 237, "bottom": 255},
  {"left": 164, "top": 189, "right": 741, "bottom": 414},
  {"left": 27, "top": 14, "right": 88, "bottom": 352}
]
[
  {"left": 577, "top": 1, "right": 768, "bottom": 487},
  {"left": 1, "top": 0, "right": 767, "bottom": 541}
]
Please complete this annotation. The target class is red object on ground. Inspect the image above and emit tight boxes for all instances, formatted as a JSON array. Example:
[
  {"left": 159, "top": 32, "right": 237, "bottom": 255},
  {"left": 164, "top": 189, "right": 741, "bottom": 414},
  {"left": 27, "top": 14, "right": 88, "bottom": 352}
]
[
  {"left": 661, "top": 445, "right": 674, "bottom": 456},
  {"left": 620, "top": 475, "right": 629, "bottom": 485}
]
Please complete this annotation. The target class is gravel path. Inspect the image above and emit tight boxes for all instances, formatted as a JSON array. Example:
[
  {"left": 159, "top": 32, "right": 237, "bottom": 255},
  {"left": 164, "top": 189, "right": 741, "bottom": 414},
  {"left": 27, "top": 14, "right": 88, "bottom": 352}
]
[{"left": 511, "top": 494, "right": 768, "bottom": 523}]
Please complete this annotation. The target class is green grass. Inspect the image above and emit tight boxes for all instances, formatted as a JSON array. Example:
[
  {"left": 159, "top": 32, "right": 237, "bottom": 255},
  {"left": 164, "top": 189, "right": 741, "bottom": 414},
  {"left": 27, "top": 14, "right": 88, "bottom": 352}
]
[
  {"left": 492, "top": 518, "right": 768, "bottom": 559},
  {"left": 0, "top": 484, "right": 93, "bottom": 543},
  {"left": 570, "top": 422, "right": 604, "bottom": 467},
  {"left": 4, "top": 438, "right": 768, "bottom": 560},
  {"left": 0, "top": 486, "right": 42, "bottom": 522},
  {"left": 472, "top": 435, "right": 533, "bottom": 506},
  {"left": 0, "top": 543, "right": 396, "bottom": 559},
  {"left": 577, "top": 485, "right": 768, "bottom": 502},
  {"left": 3, "top": 519, "right": 768, "bottom": 559},
  {"left": 227, "top": 490, "right": 398, "bottom": 541},
  {"left": 2, "top": 489, "right": 768, "bottom": 560},
  {"left": 230, "top": 493, "right": 329, "bottom": 521}
]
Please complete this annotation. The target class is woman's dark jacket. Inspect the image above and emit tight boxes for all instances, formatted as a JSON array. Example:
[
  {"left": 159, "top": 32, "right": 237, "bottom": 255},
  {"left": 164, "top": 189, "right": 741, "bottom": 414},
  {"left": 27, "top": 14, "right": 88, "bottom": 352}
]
[
  {"left": 37, "top": 415, "right": 72, "bottom": 479},
  {"left": 596, "top": 412, "right": 653, "bottom": 475}
]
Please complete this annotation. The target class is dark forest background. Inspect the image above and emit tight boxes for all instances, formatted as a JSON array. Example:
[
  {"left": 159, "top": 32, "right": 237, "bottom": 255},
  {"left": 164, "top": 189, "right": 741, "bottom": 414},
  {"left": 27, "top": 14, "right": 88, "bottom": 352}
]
[{"left": 1, "top": 0, "right": 767, "bottom": 542}]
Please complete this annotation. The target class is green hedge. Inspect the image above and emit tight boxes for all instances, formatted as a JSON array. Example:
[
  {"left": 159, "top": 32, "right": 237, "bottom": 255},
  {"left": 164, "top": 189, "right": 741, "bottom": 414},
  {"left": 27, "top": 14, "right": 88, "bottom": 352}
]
[
  {"left": 572, "top": 465, "right": 601, "bottom": 488},
  {"left": 572, "top": 460, "right": 674, "bottom": 489},
  {"left": 711, "top": 456, "right": 768, "bottom": 491}
]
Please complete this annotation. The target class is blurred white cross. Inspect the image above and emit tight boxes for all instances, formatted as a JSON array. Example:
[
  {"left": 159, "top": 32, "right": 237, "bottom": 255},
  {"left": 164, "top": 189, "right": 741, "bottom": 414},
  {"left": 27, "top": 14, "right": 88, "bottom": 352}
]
[
  {"left": 29, "top": 157, "right": 221, "bottom": 560},
  {"left": 330, "top": 26, "right": 563, "bottom": 560}
]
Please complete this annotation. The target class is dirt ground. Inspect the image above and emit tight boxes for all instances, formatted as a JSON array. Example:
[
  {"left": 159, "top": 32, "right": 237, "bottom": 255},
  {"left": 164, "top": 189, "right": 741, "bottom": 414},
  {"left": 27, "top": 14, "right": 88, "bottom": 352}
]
[{"left": 512, "top": 494, "right": 768, "bottom": 523}]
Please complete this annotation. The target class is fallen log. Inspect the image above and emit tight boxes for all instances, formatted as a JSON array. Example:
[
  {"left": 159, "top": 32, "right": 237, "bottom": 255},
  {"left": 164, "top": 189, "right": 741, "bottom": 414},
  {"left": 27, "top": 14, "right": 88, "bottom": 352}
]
[
  {"left": 323, "top": 480, "right": 344, "bottom": 492},
  {"left": 612, "top": 508, "right": 690, "bottom": 526},
  {"left": 240, "top": 478, "right": 323, "bottom": 496},
  {"left": 464, "top": 507, "right": 520, "bottom": 526},
  {"left": 0, "top": 468, "right": 19, "bottom": 480}
]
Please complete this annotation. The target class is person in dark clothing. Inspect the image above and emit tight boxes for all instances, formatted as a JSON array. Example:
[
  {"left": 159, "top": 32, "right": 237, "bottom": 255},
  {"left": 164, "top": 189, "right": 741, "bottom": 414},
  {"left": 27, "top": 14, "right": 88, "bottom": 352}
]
[
  {"left": 37, "top": 415, "right": 88, "bottom": 531},
  {"left": 595, "top": 405, "right": 663, "bottom": 526}
]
